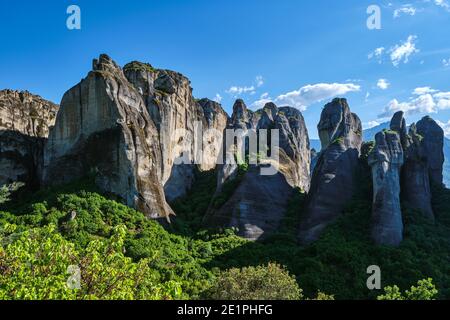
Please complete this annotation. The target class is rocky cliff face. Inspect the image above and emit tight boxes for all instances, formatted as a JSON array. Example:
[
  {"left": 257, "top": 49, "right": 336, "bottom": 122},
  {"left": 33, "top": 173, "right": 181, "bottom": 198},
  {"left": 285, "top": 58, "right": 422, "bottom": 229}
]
[
  {"left": 205, "top": 100, "right": 311, "bottom": 240},
  {"left": 369, "top": 111, "right": 443, "bottom": 246},
  {"left": 42, "top": 54, "right": 173, "bottom": 220},
  {"left": 0, "top": 90, "right": 58, "bottom": 188},
  {"left": 124, "top": 62, "right": 228, "bottom": 201},
  {"left": 369, "top": 130, "right": 404, "bottom": 246},
  {"left": 298, "top": 98, "right": 362, "bottom": 244},
  {"left": 416, "top": 116, "right": 445, "bottom": 187},
  {"left": 0, "top": 89, "right": 58, "bottom": 138}
]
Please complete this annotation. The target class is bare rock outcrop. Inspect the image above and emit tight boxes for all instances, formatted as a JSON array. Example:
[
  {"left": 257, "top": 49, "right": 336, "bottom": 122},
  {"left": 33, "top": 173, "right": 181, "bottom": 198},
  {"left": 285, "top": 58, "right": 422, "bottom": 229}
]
[
  {"left": 0, "top": 90, "right": 58, "bottom": 187},
  {"left": 124, "top": 62, "right": 228, "bottom": 201},
  {"left": 369, "top": 112, "right": 443, "bottom": 245},
  {"left": 298, "top": 98, "right": 362, "bottom": 244},
  {"left": 416, "top": 116, "right": 445, "bottom": 187},
  {"left": 0, "top": 89, "right": 58, "bottom": 137},
  {"left": 369, "top": 130, "right": 404, "bottom": 246},
  {"left": 402, "top": 123, "right": 433, "bottom": 219},
  {"left": 205, "top": 100, "right": 311, "bottom": 240},
  {"left": 43, "top": 54, "right": 173, "bottom": 219}
]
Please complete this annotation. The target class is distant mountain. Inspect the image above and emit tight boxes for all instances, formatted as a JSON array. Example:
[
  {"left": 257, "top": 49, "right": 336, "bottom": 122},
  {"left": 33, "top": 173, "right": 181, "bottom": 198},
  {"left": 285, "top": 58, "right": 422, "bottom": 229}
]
[{"left": 311, "top": 122, "right": 450, "bottom": 187}]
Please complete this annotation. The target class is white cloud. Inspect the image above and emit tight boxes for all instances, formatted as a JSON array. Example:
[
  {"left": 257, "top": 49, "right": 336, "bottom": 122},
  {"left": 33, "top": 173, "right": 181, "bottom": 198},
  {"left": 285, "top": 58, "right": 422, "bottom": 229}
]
[
  {"left": 436, "top": 120, "right": 450, "bottom": 138},
  {"left": 389, "top": 35, "right": 419, "bottom": 67},
  {"left": 249, "top": 92, "right": 273, "bottom": 110},
  {"left": 363, "top": 120, "right": 381, "bottom": 130},
  {"left": 379, "top": 87, "right": 450, "bottom": 118},
  {"left": 226, "top": 85, "right": 255, "bottom": 96},
  {"left": 443, "top": 58, "right": 450, "bottom": 67},
  {"left": 413, "top": 87, "right": 438, "bottom": 95},
  {"left": 377, "top": 79, "right": 390, "bottom": 90},
  {"left": 255, "top": 76, "right": 264, "bottom": 87},
  {"left": 213, "top": 93, "right": 222, "bottom": 103},
  {"left": 434, "top": 0, "right": 450, "bottom": 11},
  {"left": 249, "top": 83, "right": 361, "bottom": 111},
  {"left": 394, "top": 5, "right": 417, "bottom": 18},
  {"left": 368, "top": 47, "right": 385, "bottom": 63}
]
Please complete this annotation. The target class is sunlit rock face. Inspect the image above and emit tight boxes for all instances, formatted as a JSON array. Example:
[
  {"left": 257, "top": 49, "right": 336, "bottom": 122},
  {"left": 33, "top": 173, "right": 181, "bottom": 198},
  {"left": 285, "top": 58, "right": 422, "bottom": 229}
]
[
  {"left": 43, "top": 54, "right": 174, "bottom": 220},
  {"left": 0, "top": 89, "right": 58, "bottom": 188},
  {"left": 124, "top": 62, "right": 228, "bottom": 201},
  {"left": 298, "top": 98, "right": 362, "bottom": 244}
]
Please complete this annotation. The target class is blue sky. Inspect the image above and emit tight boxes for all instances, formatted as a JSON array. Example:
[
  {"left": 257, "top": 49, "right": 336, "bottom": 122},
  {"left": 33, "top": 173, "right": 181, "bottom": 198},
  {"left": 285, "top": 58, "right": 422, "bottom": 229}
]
[{"left": 0, "top": 0, "right": 449, "bottom": 138}]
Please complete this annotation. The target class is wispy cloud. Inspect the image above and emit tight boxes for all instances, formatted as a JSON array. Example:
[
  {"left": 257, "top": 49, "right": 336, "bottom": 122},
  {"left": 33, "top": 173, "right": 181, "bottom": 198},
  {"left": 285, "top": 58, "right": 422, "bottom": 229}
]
[
  {"left": 213, "top": 93, "right": 222, "bottom": 103},
  {"left": 226, "top": 85, "right": 255, "bottom": 96},
  {"left": 369, "top": 35, "right": 419, "bottom": 67},
  {"left": 393, "top": 5, "right": 417, "bottom": 18},
  {"left": 368, "top": 47, "right": 385, "bottom": 63},
  {"left": 389, "top": 35, "right": 419, "bottom": 67}
]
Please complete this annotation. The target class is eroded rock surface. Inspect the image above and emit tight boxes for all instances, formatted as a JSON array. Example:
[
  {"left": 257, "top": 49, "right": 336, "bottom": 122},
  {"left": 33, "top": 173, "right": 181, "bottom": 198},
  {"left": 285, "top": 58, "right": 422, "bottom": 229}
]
[
  {"left": 205, "top": 100, "right": 311, "bottom": 240},
  {"left": 298, "top": 98, "right": 362, "bottom": 244},
  {"left": 369, "top": 130, "right": 404, "bottom": 246},
  {"left": 124, "top": 62, "right": 228, "bottom": 201},
  {"left": 0, "top": 90, "right": 58, "bottom": 187},
  {"left": 43, "top": 54, "right": 173, "bottom": 219}
]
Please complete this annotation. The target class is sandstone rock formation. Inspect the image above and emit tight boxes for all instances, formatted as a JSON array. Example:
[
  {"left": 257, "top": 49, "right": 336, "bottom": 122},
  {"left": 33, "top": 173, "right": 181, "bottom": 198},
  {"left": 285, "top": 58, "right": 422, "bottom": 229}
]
[
  {"left": 402, "top": 123, "right": 433, "bottom": 219},
  {"left": 0, "top": 90, "right": 58, "bottom": 188},
  {"left": 298, "top": 98, "right": 362, "bottom": 244},
  {"left": 42, "top": 54, "right": 173, "bottom": 220},
  {"left": 205, "top": 100, "right": 311, "bottom": 240},
  {"left": 369, "top": 130, "right": 404, "bottom": 246},
  {"left": 369, "top": 111, "right": 443, "bottom": 245},
  {"left": 0, "top": 89, "right": 58, "bottom": 137},
  {"left": 416, "top": 116, "right": 445, "bottom": 187},
  {"left": 124, "top": 62, "right": 228, "bottom": 201}
]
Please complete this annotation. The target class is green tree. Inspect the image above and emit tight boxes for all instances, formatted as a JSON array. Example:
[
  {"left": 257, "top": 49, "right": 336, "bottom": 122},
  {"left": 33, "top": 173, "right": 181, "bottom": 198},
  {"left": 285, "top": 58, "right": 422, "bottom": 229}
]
[
  {"left": 377, "top": 278, "right": 438, "bottom": 300},
  {"left": 207, "top": 263, "right": 302, "bottom": 300},
  {"left": 0, "top": 223, "right": 182, "bottom": 300},
  {"left": 0, "top": 182, "right": 24, "bottom": 205}
]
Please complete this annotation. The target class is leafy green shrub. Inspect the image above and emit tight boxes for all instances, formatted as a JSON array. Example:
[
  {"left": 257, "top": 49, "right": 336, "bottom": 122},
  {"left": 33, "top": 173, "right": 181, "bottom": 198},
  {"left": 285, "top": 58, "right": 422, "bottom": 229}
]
[
  {"left": 377, "top": 278, "right": 438, "bottom": 300},
  {"left": 0, "top": 224, "right": 181, "bottom": 300},
  {"left": 207, "top": 263, "right": 302, "bottom": 300}
]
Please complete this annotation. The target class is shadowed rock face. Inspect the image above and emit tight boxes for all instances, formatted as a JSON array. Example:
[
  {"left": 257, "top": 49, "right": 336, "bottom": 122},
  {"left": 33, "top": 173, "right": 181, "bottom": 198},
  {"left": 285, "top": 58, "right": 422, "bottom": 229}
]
[
  {"left": 416, "top": 116, "right": 445, "bottom": 187},
  {"left": 43, "top": 54, "right": 173, "bottom": 220},
  {"left": 209, "top": 166, "right": 294, "bottom": 241},
  {"left": 0, "top": 90, "right": 59, "bottom": 187},
  {"left": 298, "top": 98, "right": 362, "bottom": 244},
  {"left": 369, "top": 111, "right": 443, "bottom": 246},
  {"left": 402, "top": 123, "right": 433, "bottom": 219},
  {"left": 124, "top": 63, "right": 228, "bottom": 201},
  {"left": 369, "top": 130, "right": 404, "bottom": 246},
  {"left": 205, "top": 101, "right": 311, "bottom": 240}
]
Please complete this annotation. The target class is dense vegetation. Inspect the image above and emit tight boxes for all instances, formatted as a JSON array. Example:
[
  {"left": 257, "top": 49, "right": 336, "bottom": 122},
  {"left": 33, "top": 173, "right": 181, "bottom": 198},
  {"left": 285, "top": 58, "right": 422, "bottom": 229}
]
[{"left": 0, "top": 158, "right": 448, "bottom": 300}]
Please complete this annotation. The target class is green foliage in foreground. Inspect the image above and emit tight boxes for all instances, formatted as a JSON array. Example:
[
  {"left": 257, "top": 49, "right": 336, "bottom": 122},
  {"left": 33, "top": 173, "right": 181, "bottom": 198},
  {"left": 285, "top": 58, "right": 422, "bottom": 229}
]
[
  {"left": 0, "top": 167, "right": 448, "bottom": 300},
  {"left": 0, "top": 223, "right": 181, "bottom": 300},
  {"left": 207, "top": 263, "right": 303, "bottom": 300},
  {"left": 378, "top": 278, "right": 438, "bottom": 300}
]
